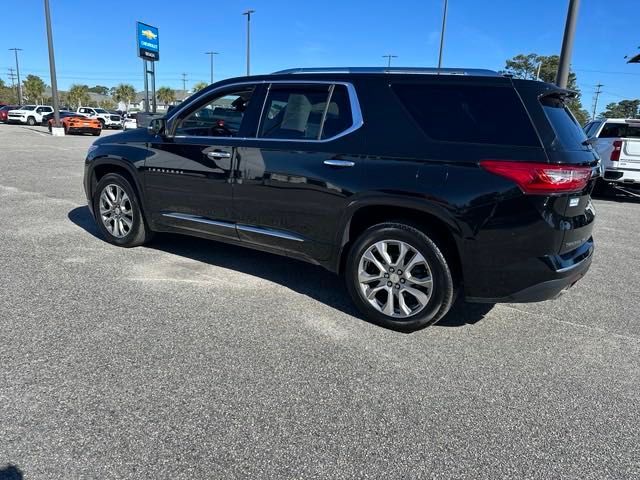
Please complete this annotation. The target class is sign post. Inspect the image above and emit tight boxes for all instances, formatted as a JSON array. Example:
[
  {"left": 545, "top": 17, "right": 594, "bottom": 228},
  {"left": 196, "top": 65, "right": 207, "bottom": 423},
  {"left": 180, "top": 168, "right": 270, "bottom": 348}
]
[{"left": 136, "top": 22, "right": 159, "bottom": 113}]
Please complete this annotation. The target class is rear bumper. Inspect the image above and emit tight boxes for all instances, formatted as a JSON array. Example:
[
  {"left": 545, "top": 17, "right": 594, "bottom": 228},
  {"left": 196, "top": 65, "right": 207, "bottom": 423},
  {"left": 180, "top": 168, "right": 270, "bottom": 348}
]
[
  {"left": 465, "top": 238, "right": 594, "bottom": 304},
  {"left": 604, "top": 168, "right": 640, "bottom": 185},
  {"left": 68, "top": 127, "right": 100, "bottom": 134}
]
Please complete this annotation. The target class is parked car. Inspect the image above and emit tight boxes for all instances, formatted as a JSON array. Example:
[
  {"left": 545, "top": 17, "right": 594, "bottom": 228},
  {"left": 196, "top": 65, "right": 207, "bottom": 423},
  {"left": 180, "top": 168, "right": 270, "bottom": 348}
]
[
  {"left": 0, "top": 105, "right": 20, "bottom": 123},
  {"left": 584, "top": 118, "right": 640, "bottom": 192},
  {"left": 7, "top": 105, "right": 53, "bottom": 125},
  {"left": 83, "top": 67, "right": 598, "bottom": 331},
  {"left": 76, "top": 107, "right": 122, "bottom": 129},
  {"left": 50, "top": 114, "right": 101, "bottom": 136},
  {"left": 122, "top": 114, "right": 137, "bottom": 130},
  {"left": 41, "top": 110, "right": 73, "bottom": 125}
]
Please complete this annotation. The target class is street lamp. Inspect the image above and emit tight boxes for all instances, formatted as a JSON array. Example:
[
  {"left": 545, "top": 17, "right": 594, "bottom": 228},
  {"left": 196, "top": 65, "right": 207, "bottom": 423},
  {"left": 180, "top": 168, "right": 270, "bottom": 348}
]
[
  {"left": 556, "top": 0, "right": 580, "bottom": 88},
  {"left": 382, "top": 54, "right": 398, "bottom": 69},
  {"left": 44, "top": 0, "right": 61, "bottom": 132},
  {"left": 205, "top": 51, "right": 220, "bottom": 84},
  {"left": 242, "top": 9, "right": 255, "bottom": 76},
  {"left": 8, "top": 48, "right": 23, "bottom": 105},
  {"left": 437, "top": 0, "right": 448, "bottom": 70}
]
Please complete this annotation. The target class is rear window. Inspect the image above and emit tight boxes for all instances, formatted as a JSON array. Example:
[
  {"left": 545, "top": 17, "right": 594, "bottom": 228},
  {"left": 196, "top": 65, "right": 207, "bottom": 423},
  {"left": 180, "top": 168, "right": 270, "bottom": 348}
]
[
  {"left": 391, "top": 83, "right": 540, "bottom": 147},
  {"left": 598, "top": 122, "right": 640, "bottom": 139},
  {"left": 540, "top": 95, "right": 588, "bottom": 150}
]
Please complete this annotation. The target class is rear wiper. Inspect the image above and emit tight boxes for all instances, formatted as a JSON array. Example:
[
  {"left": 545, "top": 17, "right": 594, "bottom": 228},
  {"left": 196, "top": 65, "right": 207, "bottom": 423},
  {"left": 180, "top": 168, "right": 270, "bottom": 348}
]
[{"left": 582, "top": 137, "right": 598, "bottom": 146}]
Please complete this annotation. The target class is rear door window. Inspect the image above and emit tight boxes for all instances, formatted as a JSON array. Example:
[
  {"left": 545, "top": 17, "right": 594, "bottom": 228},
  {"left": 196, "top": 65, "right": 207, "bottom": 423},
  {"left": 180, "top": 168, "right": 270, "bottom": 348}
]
[
  {"left": 257, "top": 84, "right": 354, "bottom": 141},
  {"left": 391, "top": 83, "right": 540, "bottom": 147}
]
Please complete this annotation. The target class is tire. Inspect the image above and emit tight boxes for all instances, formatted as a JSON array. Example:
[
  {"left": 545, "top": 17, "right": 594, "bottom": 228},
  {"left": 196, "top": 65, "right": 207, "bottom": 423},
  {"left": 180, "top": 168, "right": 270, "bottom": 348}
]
[
  {"left": 92, "top": 129, "right": 101, "bottom": 136},
  {"left": 345, "top": 222, "right": 456, "bottom": 332},
  {"left": 27, "top": 116, "right": 36, "bottom": 126},
  {"left": 98, "top": 119, "right": 105, "bottom": 129},
  {"left": 92, "top": 173, "right": 153, "bottom": 247}
]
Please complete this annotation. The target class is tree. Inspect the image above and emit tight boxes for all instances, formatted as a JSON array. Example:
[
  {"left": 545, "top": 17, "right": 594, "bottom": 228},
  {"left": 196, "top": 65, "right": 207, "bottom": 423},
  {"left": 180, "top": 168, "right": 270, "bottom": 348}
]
[
  {"left": 503, "top": 53, "right": 590, "bottom": 125},
  {"left": 156, "top": 86, "right": 176, "bottom": 107},
  {"left": 600, "top": 99, "right": 640, "bottom": 119},
  {"left": 99, "top": 98, "right": 116, "bottom": 110},
  {"left": 112, "top": 84, "right": 136, "bottom": 110},
  {"left": 192, "top": 81, "right": 208, "bottom": 93},
  {"left": 22, "top": 75, "right": 46, "bottom": 103},
  {"left": 0, "top": 78, "right": 13, "bottom": 104},
  {"left": 67, "top": 84, "right": 90, "bottom": 109},
  {"left": 88, "top": 85, "right": 109, "bottom": 95}
]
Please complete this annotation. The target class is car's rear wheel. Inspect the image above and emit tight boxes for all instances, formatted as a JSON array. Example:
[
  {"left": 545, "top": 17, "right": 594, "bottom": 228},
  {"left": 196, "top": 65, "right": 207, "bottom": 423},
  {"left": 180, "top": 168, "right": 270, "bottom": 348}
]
[
  {"left": 345, "top": 222, "right": 455, "bottom": 331},
  {"left": 93, "top": 173, "right": 152, "bottom": 247}
]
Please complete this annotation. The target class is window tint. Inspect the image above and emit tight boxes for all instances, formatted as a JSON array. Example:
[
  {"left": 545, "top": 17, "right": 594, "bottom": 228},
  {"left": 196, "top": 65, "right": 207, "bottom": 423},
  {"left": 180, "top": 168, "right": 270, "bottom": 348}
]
[
  {"left": 391, "top": 83, "right": 540, "bottom": 146},
  {"left": 259, "top": 86, "right": 330, "bottom": 140},
  {"left": 540, "top": 95, "right": 588, "bottom": 150},
  {"left": 175, "top": 88, "right": 254, "bottom": 137},
  {"left": 599, "top": 122, "right": 640, "bottom": 139},
  {"left": 321, "top": 85, "right": 353, "bottom": 139}
]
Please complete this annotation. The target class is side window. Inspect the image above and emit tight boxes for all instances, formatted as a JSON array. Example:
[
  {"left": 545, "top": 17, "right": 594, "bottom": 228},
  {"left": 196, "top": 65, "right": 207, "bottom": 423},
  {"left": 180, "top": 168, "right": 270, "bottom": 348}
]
[
  {"left": 585, "top": 122, "right": 600, "bottom": 138},
  {"left": 258, "top": 84, "right": 354, "bottom": 140},
  {"left": 175, "top": 87, "right": 254, "bottom": 137},
  {"left": 391, "top": 83, "right": 540, "bottom": 147}
]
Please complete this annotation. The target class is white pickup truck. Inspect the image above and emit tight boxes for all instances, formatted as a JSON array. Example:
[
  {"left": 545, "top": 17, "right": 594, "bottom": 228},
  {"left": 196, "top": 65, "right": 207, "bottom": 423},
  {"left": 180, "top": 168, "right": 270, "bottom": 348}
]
[
  {"left": 76, "top": 107, "right": 122, "bottom": 129},
  {"left": 7, "top": 105, "right": 53, "bottom": 125},
  {"left": 584, "top": 118, "right": 640, "bottom": 192}
]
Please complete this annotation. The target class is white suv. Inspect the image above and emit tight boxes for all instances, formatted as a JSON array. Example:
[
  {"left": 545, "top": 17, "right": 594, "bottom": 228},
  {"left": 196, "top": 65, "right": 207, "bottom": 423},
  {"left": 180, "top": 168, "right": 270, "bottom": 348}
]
[
  {"left": 76, "top": 107, "right": 122, "bottom": 129},
  {"left": 7, "top": 105, "right": 53, "bottom": 126}
]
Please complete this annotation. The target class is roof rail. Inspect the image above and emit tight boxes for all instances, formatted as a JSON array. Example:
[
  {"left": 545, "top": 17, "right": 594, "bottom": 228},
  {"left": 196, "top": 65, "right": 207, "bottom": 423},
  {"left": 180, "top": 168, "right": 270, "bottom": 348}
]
[{"left": 271, "top": 67, "right": 500, "bottom": 77}]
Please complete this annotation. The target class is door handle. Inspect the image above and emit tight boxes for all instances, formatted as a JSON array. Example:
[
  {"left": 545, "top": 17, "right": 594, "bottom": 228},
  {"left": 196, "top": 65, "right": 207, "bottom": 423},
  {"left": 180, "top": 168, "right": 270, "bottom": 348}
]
[
  {"left": 206, "top": 151, "right": 232, "bottom": 160},
  {"left": 323, "top": 159, "right": 355, "bottom": 167}
]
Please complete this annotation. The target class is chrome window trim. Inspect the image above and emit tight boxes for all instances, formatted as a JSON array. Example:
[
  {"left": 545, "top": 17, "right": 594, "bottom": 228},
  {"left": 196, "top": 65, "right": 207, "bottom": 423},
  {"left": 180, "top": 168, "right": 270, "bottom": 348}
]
[{"left": 168, "top": 80, "right": 364, "bottom": 144}]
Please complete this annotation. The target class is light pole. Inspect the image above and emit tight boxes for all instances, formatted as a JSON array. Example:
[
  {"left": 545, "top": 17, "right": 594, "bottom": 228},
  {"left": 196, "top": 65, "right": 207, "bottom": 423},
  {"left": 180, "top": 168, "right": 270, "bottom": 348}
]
[
  {"left": 556, "top": 0, "right": 580, "bottom": 88},
  {"left": 43, "top": 0, "right": 61, "bottom": 130},
  {"left": 437, "top": 0, "right": 448, "bottom": 70},
  {"left": 205, "top": 51, "right": 219, "bottom": 84},
  {"left": 242, "top": 9, "right": 255, "bottom": 76},
  {"left": 9, "top": 48, "right": 23, "bottom": 105},
  {"left": 383, "top": 54, "right": 398, "bottom": 69}
]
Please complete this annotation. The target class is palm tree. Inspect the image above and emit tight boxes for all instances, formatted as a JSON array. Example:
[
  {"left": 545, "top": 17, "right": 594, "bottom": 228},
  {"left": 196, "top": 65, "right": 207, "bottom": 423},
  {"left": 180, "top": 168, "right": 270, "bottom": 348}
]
[
  {"left": 112, "top": 83, "right": 136, "bottom": 111},
  {"left": 156, "top": 87, "right": 176, "bottom": 108},
  {"left": 192, "top": 81, "right": 208, "bottom": 93},
  {"left": 67, "top": 84, "right": 90, "bottom": 109},
  {"left": 23, "top": 75, "right": 46, "bottom": 103}
]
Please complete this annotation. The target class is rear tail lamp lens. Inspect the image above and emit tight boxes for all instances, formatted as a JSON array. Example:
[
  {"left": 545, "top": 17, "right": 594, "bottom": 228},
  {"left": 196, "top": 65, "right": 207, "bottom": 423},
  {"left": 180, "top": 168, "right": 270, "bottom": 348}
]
[
  {"left": 610, "top": 140, "right": 622, "bottom": 162},
  {"left": 480, "top": 160, "right": 592, "bottom": 194}
]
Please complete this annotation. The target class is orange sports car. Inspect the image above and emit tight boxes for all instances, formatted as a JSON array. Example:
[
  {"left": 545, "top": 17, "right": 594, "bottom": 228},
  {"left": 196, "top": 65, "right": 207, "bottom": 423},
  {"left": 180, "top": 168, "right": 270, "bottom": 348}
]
[{"left": 48, "top": 113, "right": 101, "bottom": 136}]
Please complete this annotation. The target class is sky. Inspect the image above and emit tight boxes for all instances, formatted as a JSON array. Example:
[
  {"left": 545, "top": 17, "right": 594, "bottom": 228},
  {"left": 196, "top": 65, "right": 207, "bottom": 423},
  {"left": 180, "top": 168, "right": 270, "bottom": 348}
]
[{"left": 1, "top": 0, "right": 638, "bottom": 115}]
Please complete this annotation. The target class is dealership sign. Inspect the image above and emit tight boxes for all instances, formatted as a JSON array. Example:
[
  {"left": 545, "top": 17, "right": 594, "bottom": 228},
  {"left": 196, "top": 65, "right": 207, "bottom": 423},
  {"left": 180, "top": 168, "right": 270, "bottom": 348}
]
[{"left": 137, "top": 22, "right": 159, "bottom": 61}]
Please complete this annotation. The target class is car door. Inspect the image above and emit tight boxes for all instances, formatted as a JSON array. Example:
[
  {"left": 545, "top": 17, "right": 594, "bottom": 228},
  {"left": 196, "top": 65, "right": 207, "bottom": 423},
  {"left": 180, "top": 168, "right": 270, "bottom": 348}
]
[
  {"left": 233, "top": 81, "right": 365, "bottom": 262},
  {"left": 145, "top": 84, "right": 261, "bottom": 239}
]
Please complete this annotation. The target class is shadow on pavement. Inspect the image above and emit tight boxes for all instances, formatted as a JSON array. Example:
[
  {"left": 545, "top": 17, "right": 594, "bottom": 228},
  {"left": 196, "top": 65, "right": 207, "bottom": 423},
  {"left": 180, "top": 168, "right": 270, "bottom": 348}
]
[
  {"left": 0, "top": 465, "right": 23, "bottom": 480},
  {"left": 68, "top": 205, "right": 493, "bottom": 330}
]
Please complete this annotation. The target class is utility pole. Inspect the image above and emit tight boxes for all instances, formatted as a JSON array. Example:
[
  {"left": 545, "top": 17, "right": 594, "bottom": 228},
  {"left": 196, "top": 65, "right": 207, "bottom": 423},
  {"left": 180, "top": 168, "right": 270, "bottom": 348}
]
[
  {"left": 205, "top": 51, "right": 219, "bottom": 84},
  {"left": 556, "top": 0, "right": 580, "bottom": 88},
  {"left": 437, "top": 0, "right": 448, "bottom": 70},
  {"left": 181, "top": 73, "right": 188, "bottom": 92},
  {"left": 242, "top": 9, "right": 255, "bottom": 76},
  {"left": 382, "top": 54, "right": 398, "bottom": 69},
  {"left": 9, "top": 48, "right": 23, "bottom": 104},
  {"left": 44, "top": 0, "right": 61, "bottom": 130},
  {"left": 536, "top": 60, "right": 543, "bottom": 81},
  {"left": 7, "top": 68, "right": 18, "bottom": 103},
  {"left": 592, "top": 83, "right": 603, "bottom": 120}
]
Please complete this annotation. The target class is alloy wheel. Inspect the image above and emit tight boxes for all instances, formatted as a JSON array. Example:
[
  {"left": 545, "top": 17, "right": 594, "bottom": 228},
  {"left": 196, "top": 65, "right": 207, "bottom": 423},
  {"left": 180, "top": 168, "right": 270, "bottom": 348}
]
[
  {"left": 358, "top": 240, "right": 433, "bottom": 318},
  {"left": 99, "top": 184, "right": 134, "bottom": 238}
]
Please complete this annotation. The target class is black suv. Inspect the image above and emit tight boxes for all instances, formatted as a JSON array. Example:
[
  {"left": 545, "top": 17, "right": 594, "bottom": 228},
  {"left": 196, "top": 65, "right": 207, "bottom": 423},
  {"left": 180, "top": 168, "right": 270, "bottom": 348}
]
[{"left": 83, "top": 67, "right": 598, "bottom": 331}]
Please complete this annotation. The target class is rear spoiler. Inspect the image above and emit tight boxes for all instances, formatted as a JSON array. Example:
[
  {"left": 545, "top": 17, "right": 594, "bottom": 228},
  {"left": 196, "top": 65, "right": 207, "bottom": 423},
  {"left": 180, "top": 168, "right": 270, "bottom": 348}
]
[{"left": 538, "top": 88, "right": 578, "bottom": 101}]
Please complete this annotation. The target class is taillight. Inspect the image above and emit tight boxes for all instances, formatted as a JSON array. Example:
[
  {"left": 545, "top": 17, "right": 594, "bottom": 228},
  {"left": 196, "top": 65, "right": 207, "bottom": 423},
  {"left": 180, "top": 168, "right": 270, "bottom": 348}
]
[
  {"left": 611, "top": 140, "right": 622, "bottom": 162},
  {"left": 480, "top": 160, "right": 592, "bottom": 194}
]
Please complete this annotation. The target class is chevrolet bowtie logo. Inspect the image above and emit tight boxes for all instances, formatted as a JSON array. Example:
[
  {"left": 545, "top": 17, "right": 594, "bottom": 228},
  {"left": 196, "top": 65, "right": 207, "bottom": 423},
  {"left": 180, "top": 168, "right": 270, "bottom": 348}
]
[{"left": 141, "top": 29, "right": 157, "bottom": 40}]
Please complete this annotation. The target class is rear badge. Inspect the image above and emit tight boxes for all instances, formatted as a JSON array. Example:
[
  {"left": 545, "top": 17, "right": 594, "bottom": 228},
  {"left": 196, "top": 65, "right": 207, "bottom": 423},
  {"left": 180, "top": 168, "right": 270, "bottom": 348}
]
[{"left": 569, "top": 197, "right": 580, "bottom": 207}]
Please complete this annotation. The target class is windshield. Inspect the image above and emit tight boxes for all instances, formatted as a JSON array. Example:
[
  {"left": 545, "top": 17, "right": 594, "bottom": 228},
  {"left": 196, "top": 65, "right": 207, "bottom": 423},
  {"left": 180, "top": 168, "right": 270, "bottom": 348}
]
[{"left": 21, "top": 105, "right": 36, "bottom": 111}]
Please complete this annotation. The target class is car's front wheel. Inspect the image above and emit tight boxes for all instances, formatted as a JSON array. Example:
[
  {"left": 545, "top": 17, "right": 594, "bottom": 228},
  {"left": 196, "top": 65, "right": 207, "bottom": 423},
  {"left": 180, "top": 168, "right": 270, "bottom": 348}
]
[
  {"left": 345, "top": 222, "right": 456, "bottom": 331},
  {"left": 93, "top": 173, "right": 152, "bottom": 247},
  {"left": 27, "top": 116, "right": 36, "bottom": 126}
]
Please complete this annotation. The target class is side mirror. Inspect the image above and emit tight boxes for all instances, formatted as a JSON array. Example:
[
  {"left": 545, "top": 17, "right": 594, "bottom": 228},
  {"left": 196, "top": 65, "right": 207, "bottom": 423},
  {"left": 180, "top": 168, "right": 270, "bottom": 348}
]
[{"left": 148, "top": 117, "right": 166, "bottom": 136}]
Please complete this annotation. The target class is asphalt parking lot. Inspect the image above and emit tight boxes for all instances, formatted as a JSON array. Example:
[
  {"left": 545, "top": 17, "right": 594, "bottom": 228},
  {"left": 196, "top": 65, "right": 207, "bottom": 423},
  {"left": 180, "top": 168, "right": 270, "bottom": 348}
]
[{"left": 0, "top": 123, "right": 639, "bottom": 479}]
